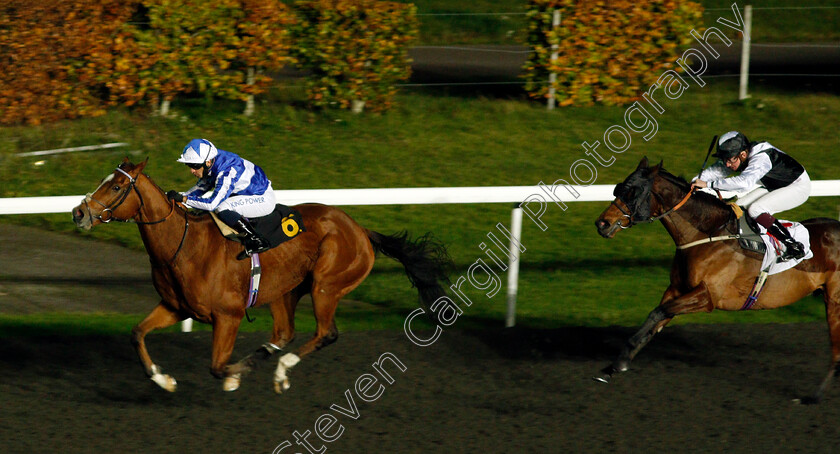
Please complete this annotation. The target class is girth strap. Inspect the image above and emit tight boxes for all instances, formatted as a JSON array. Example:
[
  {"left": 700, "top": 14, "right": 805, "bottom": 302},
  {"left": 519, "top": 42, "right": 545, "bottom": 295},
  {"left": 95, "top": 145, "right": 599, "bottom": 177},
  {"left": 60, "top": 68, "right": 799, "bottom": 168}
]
[{"left": 676, "top": 234, "right": 743, "bottom": 250}]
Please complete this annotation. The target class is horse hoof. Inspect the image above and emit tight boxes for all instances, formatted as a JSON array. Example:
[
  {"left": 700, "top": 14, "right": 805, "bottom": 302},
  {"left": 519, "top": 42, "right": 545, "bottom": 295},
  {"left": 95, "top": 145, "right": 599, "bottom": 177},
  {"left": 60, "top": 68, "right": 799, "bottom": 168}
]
[
  {"left": 273, "top": 379, "right": 291, "bottom": 394},
  {"left": 593, "top": 374, "right": 611, "bottom": 384},
  {"left": 223, "top": 374, "right": 241, "bottom": 392},
  {"left": 151, "top": 373, "right": 177, "bottom": 392},
  {"left": 273, "top": 353, "right": 299, "bottom": 394},
  {"left": 614, "top": 359, "right": 630, "bottom": 373}
]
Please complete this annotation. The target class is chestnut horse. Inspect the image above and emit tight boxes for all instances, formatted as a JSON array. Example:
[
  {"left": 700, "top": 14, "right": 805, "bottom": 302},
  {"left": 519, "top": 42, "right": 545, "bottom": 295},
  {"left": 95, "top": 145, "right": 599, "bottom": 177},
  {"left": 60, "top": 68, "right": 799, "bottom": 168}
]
[
  {"left": 594, "top": 157, "right": 840, "bottom": 403},
  {"left": 72, "top": 158, "right": 451, "bottom": 393}
]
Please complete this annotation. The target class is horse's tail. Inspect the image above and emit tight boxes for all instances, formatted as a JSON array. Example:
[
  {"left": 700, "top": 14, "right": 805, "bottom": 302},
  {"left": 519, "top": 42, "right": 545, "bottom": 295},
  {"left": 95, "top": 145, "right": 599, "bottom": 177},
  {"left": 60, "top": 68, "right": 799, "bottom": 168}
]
[{"left": 367, "top": 230, "right": 453, "bottom": 315}]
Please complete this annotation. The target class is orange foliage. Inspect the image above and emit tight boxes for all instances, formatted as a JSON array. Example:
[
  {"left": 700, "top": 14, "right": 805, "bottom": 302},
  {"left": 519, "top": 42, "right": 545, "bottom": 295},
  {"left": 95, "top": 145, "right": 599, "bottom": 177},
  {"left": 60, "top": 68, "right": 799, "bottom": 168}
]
[
  {"left": 0, "top": 0, "right": 410, "bottom": 123},
  {"left": 0, "top": 1, "right": 135, "bottom": 125},
  {"left": 290, "top": 0, "right": 418, "bottom": 112},
  {"left": 523, "top": 0, "right": 704, "bottom": 106}
]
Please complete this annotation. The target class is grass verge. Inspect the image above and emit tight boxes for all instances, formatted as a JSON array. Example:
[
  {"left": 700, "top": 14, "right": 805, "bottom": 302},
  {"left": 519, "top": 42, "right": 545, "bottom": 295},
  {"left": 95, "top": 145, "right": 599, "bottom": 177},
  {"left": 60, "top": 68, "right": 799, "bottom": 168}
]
[{"left": 1, "top": 78, "right": 838, "bottom": 335}]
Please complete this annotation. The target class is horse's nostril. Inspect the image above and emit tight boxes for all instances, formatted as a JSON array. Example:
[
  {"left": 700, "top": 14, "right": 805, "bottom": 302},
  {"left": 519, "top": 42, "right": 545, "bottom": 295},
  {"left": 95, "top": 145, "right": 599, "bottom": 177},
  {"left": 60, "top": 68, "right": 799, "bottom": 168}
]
[{"left": 595, "top": 219, "right": 608, "bottom": 230}]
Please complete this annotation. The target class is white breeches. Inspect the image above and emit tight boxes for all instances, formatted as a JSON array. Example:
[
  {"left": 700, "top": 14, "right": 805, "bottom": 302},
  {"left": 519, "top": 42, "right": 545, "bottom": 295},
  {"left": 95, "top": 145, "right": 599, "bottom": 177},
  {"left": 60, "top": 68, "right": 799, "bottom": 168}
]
[
  {"left": 215, "top": 184, "right": 276, "bottom": 218},
  {"left": 740, "top": 171, "right": 811, "bottom": 218}
]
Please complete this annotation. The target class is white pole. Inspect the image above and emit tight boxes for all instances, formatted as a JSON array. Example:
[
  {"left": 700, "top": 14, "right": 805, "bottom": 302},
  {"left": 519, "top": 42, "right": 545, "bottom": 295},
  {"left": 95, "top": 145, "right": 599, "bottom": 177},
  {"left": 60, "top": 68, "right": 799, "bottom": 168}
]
[
  {"left": 14, "top": 142, "right": 129, "bottom": 157},
  {"left": 505, "top": 206, "right": 524, "bottom": 327},
  {"left": 181, "top": 318, "right": 193, "bottom": 333},
  {"left": 739, "top": 5, "right": 752, "bottom": 101},
  {"left": 547, "top": 9, "right": 561, "bottom": 110}
]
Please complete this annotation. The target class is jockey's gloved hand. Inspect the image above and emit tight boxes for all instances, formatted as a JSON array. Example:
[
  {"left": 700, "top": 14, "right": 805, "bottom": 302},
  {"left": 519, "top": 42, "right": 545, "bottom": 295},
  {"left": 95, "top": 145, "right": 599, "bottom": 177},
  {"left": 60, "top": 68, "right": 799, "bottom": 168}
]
[{"left": 166, "top": 190, "right": 182, "bottom": 202}]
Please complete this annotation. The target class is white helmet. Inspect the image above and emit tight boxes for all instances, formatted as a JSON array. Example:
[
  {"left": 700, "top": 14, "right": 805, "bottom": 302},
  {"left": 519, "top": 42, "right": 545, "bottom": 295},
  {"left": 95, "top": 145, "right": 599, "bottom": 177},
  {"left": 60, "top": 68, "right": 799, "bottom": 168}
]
[{"left": 177, "top": 139, "right": 218, "bottom": 164}]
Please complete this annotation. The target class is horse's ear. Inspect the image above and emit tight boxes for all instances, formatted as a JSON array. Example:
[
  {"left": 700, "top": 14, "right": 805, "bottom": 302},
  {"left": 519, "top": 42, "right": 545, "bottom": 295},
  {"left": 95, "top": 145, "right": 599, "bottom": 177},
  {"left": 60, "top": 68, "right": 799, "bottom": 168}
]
[
  {"left": 134, "top": 157, "right": 148, "bottom": 173},
  {"left": 637, "top": 156, "right": 649, "bottom": 170},
  {"left": 649, "top": 159, "right": 664, "bottom": 175}
]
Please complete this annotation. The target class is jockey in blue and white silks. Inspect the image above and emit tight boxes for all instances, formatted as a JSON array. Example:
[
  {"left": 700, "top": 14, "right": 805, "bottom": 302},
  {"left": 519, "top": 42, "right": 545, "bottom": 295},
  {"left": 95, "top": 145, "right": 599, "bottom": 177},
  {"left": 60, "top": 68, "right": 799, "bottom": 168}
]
[{"left": 168, "top": 138, "right": 276, "bottom": 259}]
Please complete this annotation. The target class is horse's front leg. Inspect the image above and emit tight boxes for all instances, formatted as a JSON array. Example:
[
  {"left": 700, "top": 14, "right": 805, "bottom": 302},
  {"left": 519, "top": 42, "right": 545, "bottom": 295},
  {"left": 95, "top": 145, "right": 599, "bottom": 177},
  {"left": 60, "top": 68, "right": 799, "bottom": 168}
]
[
  {"left": 131, "top": 302, "right": 183, "bottom": 392},
  {"left": 595, "top": 283, "right": 712, "bottom": 383},
  {"left": 594, "top": 305, "right": 672, "bottom": 383}
]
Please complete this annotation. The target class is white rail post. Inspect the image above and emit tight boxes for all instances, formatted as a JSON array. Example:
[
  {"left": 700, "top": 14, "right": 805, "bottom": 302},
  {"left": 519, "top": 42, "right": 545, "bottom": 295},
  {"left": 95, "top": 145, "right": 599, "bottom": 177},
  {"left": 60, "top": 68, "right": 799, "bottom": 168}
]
[
  {"left": 546, "top": 9, "right": 561, "bottom": 110},
  {"left": 181, "top": 318, "right": 193, "bottom": 333},
  {"left": 739, "top": 5, "right": 752, "bottom": 101},
  {"left": 505, "top": 204, "right": 524, "bottom": 328}
]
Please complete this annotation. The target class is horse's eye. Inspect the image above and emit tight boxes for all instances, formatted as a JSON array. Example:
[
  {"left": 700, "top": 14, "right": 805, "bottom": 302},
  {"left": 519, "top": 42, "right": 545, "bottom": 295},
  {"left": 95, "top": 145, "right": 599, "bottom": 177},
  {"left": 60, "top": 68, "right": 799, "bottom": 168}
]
[{"left": 112, "top": 185, "right": 121, "bottom": 192}]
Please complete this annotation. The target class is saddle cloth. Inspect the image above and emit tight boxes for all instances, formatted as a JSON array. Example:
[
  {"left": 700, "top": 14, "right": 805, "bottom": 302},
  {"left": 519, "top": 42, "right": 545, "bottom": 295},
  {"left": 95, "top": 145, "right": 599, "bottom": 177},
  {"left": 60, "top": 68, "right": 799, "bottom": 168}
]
[
  {"left": 211, "top": 203, "right": 306, "bottom": 249},
  {"left": 740, "top": 216, "right": 813, "bottom": 275}
]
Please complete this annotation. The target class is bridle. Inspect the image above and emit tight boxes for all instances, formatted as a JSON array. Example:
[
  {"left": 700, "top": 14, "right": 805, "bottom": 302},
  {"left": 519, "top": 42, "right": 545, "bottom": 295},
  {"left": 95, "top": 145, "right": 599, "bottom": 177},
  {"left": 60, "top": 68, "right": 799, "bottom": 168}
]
[
  {"left": 85, "top": 167, "right": 169, "bottom": 224},
  {"left": 611, "top": 183, "right": 694, "bottom": 229},
  {"left": 83, "top": 166, "right": 189, "bottom": 264}
]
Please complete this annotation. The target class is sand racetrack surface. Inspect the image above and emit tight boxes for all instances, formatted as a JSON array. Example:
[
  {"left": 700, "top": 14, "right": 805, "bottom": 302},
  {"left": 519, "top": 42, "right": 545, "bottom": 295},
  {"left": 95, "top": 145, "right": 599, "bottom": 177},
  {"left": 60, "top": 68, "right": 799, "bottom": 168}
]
[{"left": 3, "top": 225, "right": 840, "bottom": 453}]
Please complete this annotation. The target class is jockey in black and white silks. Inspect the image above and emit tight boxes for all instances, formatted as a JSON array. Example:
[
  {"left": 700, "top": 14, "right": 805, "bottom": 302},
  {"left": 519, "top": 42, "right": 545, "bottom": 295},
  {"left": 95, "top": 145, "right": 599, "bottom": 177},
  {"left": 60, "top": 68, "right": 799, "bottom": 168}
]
[{"left": 691, "top": 131, "right": 811, "bottom": 261}]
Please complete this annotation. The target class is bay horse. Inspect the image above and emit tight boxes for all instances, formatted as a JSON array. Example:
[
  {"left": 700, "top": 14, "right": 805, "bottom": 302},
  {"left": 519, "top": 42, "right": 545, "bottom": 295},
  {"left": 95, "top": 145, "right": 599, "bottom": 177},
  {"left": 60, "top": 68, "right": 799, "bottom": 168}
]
[
  {"left": 594, "top": 157, "right": 840, "bottom": 403},
  {"left": 71, "top": 158, "right": 451, "bottom": 393}
]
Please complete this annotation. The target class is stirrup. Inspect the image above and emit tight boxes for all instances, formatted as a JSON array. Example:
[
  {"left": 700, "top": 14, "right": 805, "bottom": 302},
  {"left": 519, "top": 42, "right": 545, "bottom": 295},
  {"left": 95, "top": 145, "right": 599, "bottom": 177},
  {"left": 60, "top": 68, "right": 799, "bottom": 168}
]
[
  {"left": 780, "top": 242, "right": 806, "bottom": 262},
  {"left": 237, "top": 241, "right": 270, "bottom": 260}
]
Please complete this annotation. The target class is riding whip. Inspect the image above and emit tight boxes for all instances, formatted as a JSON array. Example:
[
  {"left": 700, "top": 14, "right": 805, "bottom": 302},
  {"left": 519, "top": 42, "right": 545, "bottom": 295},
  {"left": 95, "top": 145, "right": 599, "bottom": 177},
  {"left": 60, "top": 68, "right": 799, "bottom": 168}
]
[{"left": 697, "top": 135, "right": 718, "bottom": 178}]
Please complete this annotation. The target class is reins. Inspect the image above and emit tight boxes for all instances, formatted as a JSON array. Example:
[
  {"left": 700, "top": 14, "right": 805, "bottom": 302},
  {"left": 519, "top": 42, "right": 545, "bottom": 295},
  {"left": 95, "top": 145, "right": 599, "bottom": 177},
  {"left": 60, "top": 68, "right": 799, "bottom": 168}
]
[
  {"left": 615, "top": 173, "right": 752, "bottom": 251},
  {"left": 613, "top": 186, "right": 694, "bottom": 229},
  {"left": 86, "top": 166, "right": 189, "bottom": 264},
  {"left": 651, "top": 189, "right": 694, "bottom": 222}
]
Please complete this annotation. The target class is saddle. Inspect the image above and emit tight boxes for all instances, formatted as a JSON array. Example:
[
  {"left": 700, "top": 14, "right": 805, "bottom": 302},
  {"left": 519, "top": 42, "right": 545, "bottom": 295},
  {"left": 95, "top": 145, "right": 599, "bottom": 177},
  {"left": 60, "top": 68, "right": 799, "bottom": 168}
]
[
  {"left": 736, "top": 210, "right": 767, "bottom": 255},
  {"left": 211, "top": 204, "right": 305, "bottom": 249},
  {"left": 732, "top": 205, "right": 813, "bottom": 272}
]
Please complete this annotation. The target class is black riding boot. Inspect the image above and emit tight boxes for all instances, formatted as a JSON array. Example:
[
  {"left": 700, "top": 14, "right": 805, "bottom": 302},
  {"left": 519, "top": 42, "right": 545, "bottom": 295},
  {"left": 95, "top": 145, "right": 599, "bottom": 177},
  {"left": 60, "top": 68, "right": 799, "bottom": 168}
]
[
  {"left": 767, "top": 220, "right": 806, "bottom": 261},
  {"left": 234, "top": 218, "right": 270, "bottom": 260}
]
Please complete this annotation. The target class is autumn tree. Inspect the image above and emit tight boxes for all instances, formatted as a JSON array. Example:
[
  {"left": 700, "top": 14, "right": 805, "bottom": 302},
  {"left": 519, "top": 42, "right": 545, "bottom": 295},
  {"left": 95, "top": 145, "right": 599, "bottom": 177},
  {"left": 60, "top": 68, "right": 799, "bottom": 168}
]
[
  {"left": 290, "top": 0, "right": 418, "bottom": 113},
  {"left": 0, "top": 1, "right": 135, "bottom": 125},
  {"left": 523, "top": 0, "right": 704, "bottom": 106}
]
